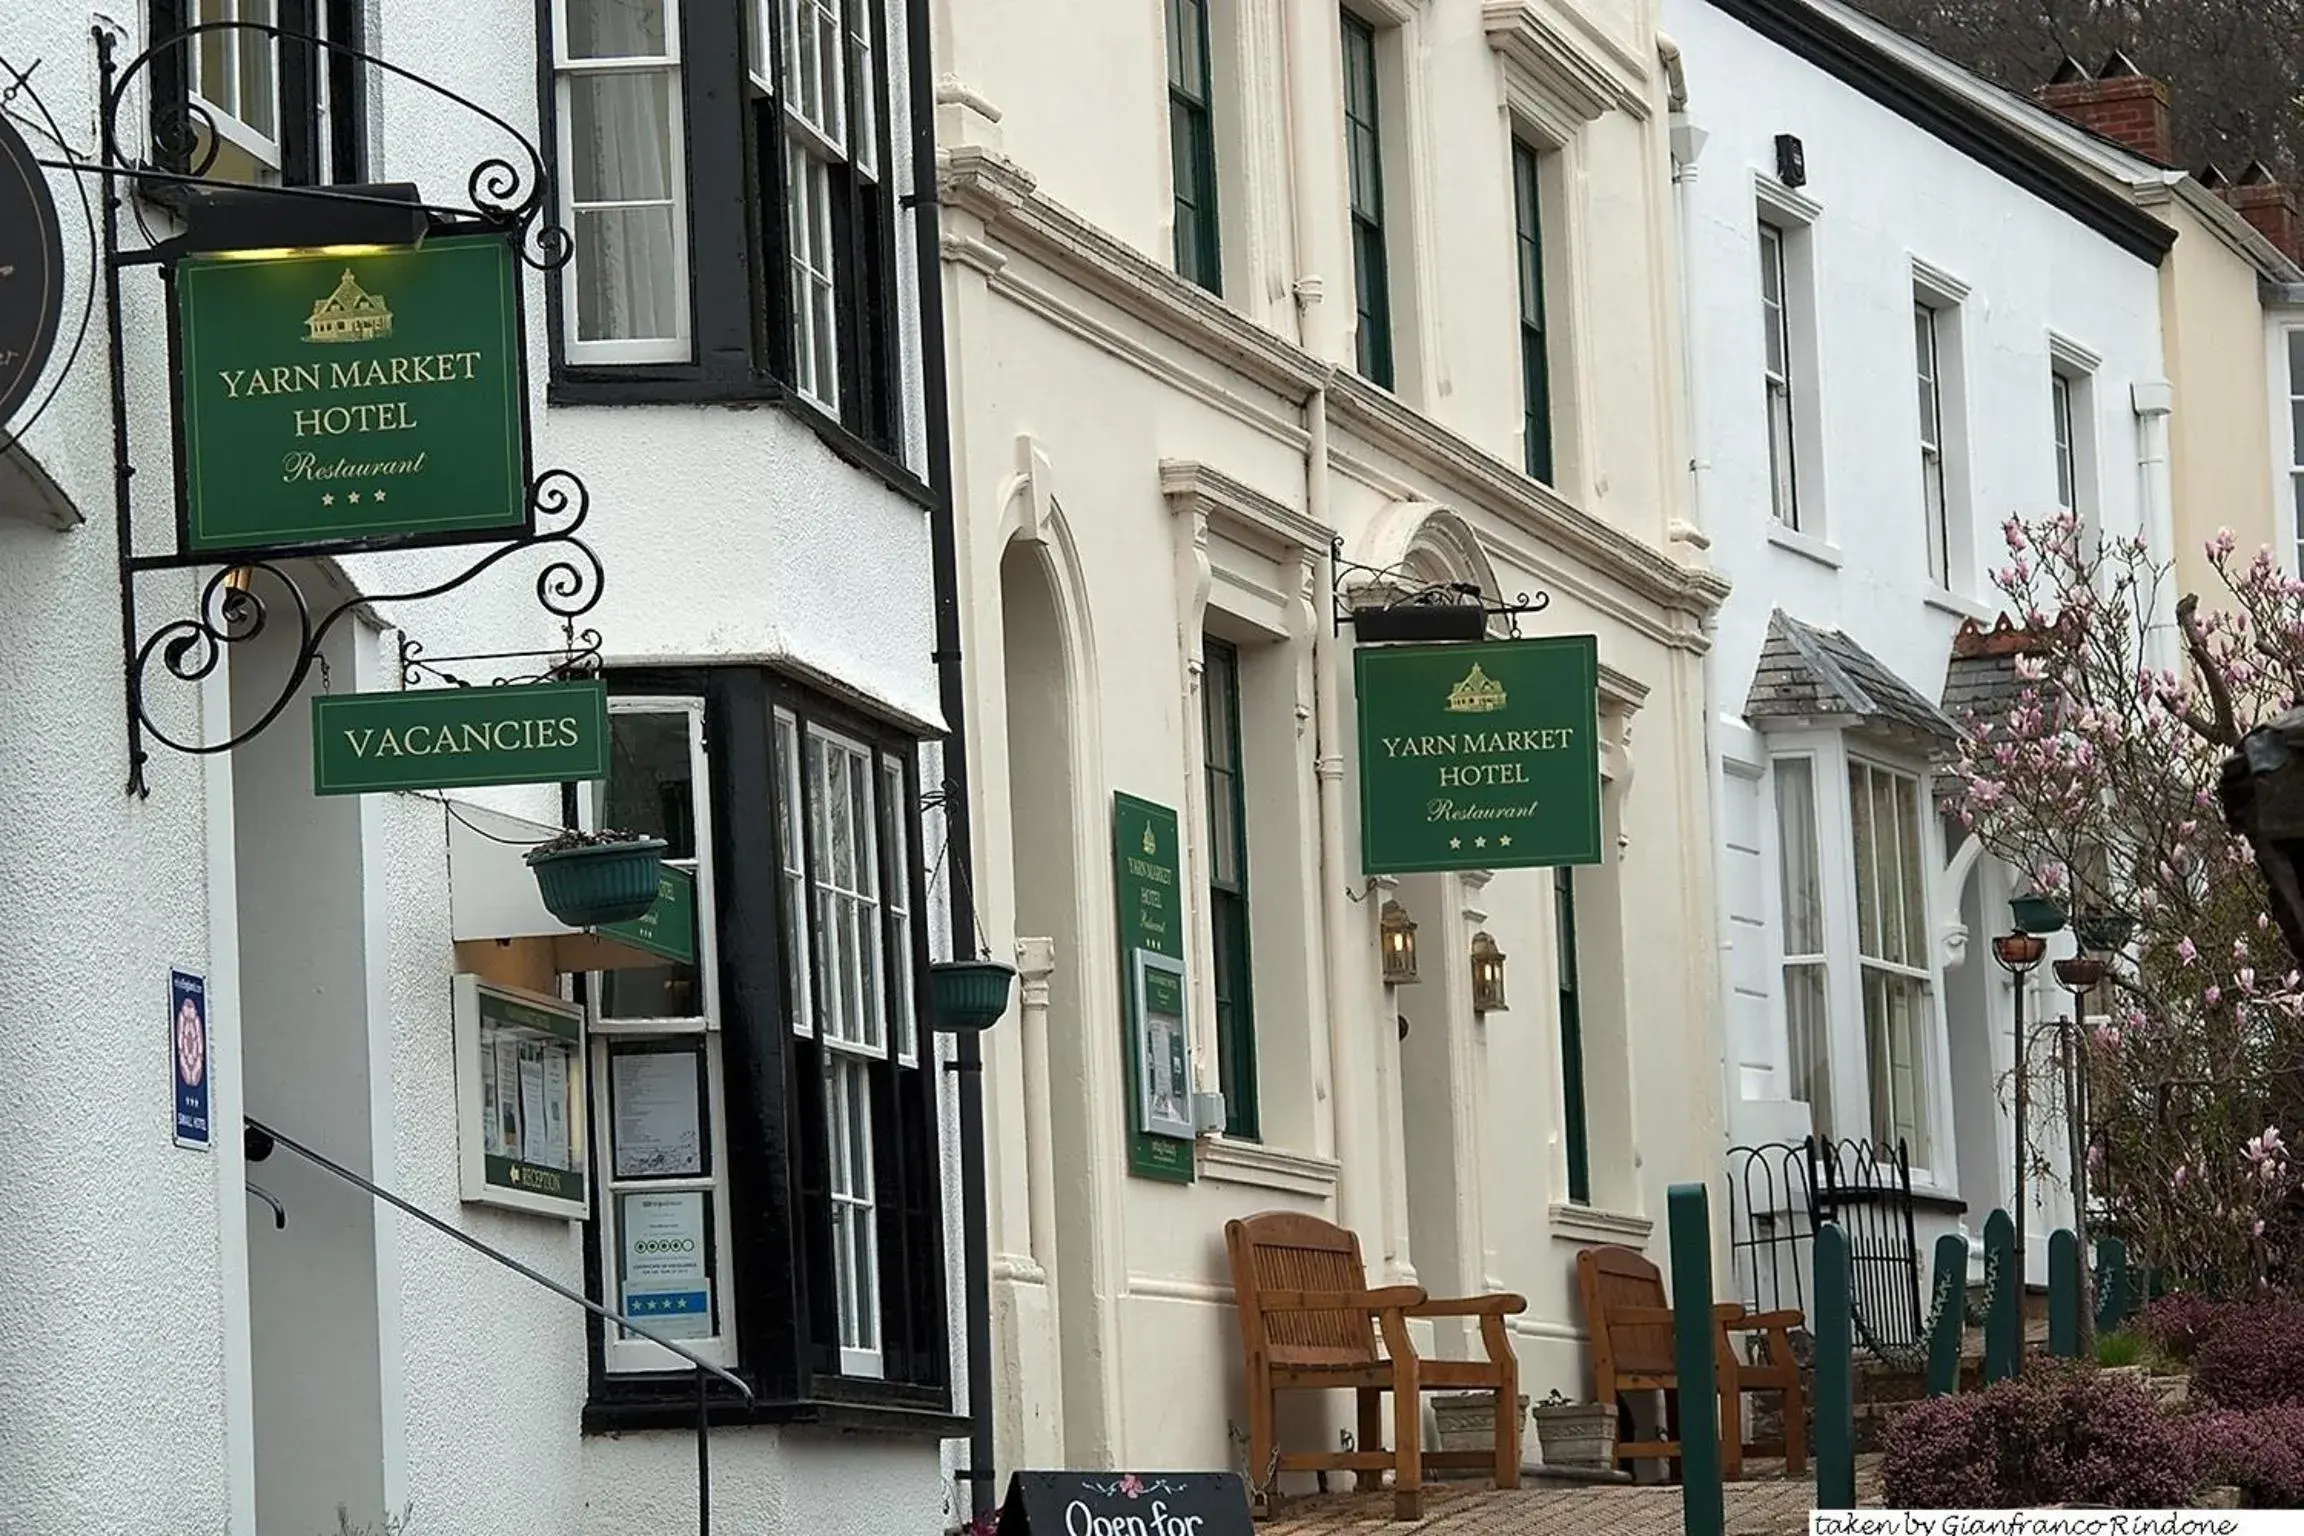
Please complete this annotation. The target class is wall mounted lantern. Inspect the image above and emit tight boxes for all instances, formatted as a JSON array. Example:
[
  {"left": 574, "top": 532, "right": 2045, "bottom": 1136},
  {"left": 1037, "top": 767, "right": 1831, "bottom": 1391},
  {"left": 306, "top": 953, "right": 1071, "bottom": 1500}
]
[
  {"left": 1380, "top": 900, "right": 1420, "bottom": 986},
  {"left": 1469, "top": 931, "right": 1508, "bottom": 1014}
]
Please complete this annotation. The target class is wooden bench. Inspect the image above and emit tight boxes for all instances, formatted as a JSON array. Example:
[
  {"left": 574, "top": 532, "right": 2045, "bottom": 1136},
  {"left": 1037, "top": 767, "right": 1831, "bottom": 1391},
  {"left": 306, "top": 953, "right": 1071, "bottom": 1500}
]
[
  {"left": 1225, "top": 1211, "right": 1527, "bottom": 1521},
  {"left": 1575, "top": 1243, "right": 1807, "bottom": 1481}
]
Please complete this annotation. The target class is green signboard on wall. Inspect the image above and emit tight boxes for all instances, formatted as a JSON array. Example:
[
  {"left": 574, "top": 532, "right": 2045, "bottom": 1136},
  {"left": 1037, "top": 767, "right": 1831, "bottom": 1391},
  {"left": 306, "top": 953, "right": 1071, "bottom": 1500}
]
[
  {"left": 1113, "top": 792, "right": 1194, "bottom": 1183},
  {"left": 601, "top": 865, "right": 697, "bottom": 965},
  {"left": 1353, "top": 636, "right": 1604, "bottom": 874},
  {"left": 311, "top": 680, "right": 610, "bottom": 796},
  {"left": 172, "top": 234, "right": 530, "bottom": 558}
]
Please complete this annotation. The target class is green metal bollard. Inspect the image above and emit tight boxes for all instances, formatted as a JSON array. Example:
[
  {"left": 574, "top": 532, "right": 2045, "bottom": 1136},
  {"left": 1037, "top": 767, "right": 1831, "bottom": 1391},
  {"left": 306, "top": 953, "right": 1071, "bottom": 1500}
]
[
  {"left": 2095, "top": 1237, "right": 2131, "bottom": 1335},
  {"left": 1814, "top": 1222, "right": 1856, "bottom": 1509},
  {"left": 1668, "top": 1184, "right": 1724, "bottom": 1536},
  {"left": 1984, "top": 1209, "right": 2020, "bottom": 1383},
  {"left": 1926, "top": 1232, "right": 1969, "bottom": 1397},
  {"left": 2049, "top": 1229, "right": 2080, "bottom": 1358}
]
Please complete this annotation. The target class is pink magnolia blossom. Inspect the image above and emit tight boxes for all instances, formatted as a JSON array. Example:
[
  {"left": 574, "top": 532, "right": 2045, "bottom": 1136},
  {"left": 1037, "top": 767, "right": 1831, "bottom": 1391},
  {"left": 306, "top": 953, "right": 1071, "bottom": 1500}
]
[{"left": 2178, "top": 937, "right": 2199, "bottom": 965}]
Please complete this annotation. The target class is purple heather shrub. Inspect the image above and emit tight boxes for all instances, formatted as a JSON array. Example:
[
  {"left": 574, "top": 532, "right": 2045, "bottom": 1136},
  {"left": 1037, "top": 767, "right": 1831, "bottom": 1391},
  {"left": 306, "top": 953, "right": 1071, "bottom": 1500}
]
[
  {"left": 2140, "top": 1292, "right": 2225, "bottom": 1363},
  {"left": 2189, "top": 1299, "right": 2304, "bottom": 1409},
  {"left": 2186, "top": 1405, "right": 2304, "bottom": 1507},
  {"left": 1882, "top": 1365, "right": 2198, "bottom": 1509}
]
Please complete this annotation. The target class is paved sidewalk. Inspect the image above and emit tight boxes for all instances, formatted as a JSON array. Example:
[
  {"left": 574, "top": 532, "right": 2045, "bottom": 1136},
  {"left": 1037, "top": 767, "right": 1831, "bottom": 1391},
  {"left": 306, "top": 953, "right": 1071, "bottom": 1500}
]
[{"left": 1261, "top": 1459, "right": 1884, "bottom": 1535}]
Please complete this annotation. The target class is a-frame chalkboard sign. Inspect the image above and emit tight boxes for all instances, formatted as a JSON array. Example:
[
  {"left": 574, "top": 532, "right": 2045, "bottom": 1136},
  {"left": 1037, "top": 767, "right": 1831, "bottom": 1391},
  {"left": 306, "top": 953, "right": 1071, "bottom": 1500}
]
[{"left": 994, "top": 1472, "right": 1254, "bottom": 1536}]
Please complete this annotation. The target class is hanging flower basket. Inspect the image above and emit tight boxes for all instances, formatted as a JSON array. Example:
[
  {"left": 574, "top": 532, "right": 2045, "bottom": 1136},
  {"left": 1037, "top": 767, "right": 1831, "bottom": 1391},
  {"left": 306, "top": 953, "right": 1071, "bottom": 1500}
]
[
  {"left": 2009, "top": 894, "right": 2068, "bottom": 935},
  {"left": 929, "top": 959, "right": 1017, "bottom": 1034},
  {"left": 525, "top": 831, "right": 668, "bottom": 929},
  {"left": 2071, "top": 910, "right": 2137, "bottom": 953}
]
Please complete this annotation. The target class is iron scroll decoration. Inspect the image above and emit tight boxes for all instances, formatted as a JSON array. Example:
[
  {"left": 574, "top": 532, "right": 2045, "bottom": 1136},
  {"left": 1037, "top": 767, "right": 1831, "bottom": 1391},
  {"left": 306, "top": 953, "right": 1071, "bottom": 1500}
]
[
  {"left": 1328, "top": 534, "right": 1551, "bottom": 638},
  {"left": 41, "top": 23, "right": 602, "bottom": 795}
]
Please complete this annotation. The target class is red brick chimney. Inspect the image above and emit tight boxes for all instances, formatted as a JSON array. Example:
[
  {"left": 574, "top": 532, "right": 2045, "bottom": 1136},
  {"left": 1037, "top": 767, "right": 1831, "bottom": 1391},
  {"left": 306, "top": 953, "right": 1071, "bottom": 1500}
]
[
  {"left": 2036, "top": 51, "right": 2176, "bottom": 166},
  {"left": 2226, "top": 161, "right": 2304, "bottom": 264}
]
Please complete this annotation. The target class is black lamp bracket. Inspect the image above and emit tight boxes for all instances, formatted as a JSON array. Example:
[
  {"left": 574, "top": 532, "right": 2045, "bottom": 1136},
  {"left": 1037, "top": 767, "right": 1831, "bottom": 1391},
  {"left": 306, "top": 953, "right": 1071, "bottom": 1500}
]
[{"left": 1329, "top": 535, "right": 1550, "bottom": 640}]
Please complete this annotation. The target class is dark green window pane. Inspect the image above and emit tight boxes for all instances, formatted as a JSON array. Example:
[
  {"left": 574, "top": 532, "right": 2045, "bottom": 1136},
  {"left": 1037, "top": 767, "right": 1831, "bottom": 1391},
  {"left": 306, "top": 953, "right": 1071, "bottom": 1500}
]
[
  {"left": 1341, "top": 12, "right": 1392, "bottom": 388},
  {"left": 1202, "top": 638, "right": 1257, "bottom": 1139},
  {"left": 1556, "top": 866, "right": 1589, "bottom": 1205},
  {"left": 1167, "top": 0, "right": 1221, "bottom": 293},
  {"left": 1513, "top": 140, "right": 1553, "bottom": 484}
]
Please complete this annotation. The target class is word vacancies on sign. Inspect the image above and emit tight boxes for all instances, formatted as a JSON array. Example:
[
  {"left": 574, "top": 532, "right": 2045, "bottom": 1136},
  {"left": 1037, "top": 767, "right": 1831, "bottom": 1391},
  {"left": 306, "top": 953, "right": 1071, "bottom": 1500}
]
[
  {"left": 311, "top": 680, "right": 610, "bottom": 796},
  {"left": 1354, "top": 636, "right": 1604, "bottom": 874},
  {"left": 172, "top": 234, "right": 529, "bottom": 557}
]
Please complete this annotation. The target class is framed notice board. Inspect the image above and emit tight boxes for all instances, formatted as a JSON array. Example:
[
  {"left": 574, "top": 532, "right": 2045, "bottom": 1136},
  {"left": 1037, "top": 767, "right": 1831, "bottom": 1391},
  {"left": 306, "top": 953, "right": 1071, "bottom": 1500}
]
[
  {"left": 453, "top": 974, "right": 589, "bottom": 1219},
  {"left": 1112, "top": 792, "right": 1194, "bottom": 1182}
]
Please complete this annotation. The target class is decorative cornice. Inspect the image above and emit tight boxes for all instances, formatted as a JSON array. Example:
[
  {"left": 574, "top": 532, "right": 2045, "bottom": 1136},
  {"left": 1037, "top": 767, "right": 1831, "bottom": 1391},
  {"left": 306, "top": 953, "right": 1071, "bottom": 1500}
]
[
  {"left": 939, "top": 147, "right": 1331, "bottom": 403},
  {"left": 1598, "top": 663, "right": 1651, "bottom": 713},
  {"left": 941, "top": 147, "right": 1729, "bottom": 631},
  {"left": 1158, "top": 459, "right": 1328, "bottom": 555},
  {"left": 1481, "top": 1, "right": 1652, "bottom": 123},
  {"left": 1327, "top": 373, "right": 1731, "bottom": 624}
]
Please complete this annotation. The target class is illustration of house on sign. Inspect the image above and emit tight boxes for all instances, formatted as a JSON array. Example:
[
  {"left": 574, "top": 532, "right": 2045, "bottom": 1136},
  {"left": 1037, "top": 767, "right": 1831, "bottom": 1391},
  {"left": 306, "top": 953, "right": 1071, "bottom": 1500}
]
[{"left": 306, "top": 270, "right": 393, "bottom": 344}]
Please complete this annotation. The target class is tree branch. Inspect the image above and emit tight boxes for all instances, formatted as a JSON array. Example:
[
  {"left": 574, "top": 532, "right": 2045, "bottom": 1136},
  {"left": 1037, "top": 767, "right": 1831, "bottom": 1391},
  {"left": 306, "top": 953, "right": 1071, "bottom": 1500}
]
[{"left": 2178, "top": 593, "right": 2244, "bottom": 748}]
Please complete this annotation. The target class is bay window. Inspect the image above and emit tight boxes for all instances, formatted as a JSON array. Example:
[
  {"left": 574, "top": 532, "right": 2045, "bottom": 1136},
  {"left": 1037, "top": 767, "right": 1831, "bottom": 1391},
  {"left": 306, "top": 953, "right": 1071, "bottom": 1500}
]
[
  {"left": 543, "top": 0, "right": 908, "bottom": 466},
  {"left": 147, "top": 0, "right": 367, "bottom": 187},
  {"left": 1849, "top": 759, "right": 1931, "bottom": 1164},
  {"left": 582, "top": 668, "right": 949, "bottom": 1429},
  {"left": 1767, "top": 740, "right": 1946, "bottom": 1178}
]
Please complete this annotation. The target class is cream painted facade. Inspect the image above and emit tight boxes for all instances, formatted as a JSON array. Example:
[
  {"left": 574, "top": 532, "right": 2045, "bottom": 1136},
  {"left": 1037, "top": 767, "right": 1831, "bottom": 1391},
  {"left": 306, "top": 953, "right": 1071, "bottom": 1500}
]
[{"left": 931, "top": 0, "right": 1728, "bottom": 1482}]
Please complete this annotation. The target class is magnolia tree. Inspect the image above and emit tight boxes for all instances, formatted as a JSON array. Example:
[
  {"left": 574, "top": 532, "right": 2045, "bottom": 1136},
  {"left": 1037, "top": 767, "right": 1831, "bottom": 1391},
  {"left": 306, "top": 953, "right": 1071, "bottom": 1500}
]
[{"left": 1945, "top": 511, "right": 2304, "bottom": 1293}]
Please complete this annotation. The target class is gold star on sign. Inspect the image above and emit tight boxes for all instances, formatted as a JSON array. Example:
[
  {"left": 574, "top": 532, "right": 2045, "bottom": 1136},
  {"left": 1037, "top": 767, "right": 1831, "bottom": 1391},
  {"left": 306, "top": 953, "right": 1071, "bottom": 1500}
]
[
  {"left": 1498, "top": 835, "right": 1512, "bottom": 848},
  {"left": 348, "top": 491, "right": 362, "bottom": 504},
  {"left": 320, "top": 493, "right": 334, "bottom": 506},
  {"left": 1449, "top": 838, "right": 1462, "bottom": 850},
  {"left": 373, "top": 489, "right": 387, "bottom": 501},
  {"left": 1475, "top": 837, "right": 1488, "bottom": 848}
]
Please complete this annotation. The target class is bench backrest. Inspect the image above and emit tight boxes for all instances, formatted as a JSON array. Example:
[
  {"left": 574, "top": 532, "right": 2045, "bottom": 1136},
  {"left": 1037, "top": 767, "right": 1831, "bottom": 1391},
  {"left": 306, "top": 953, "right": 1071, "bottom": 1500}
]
[
  {"left": 1578, "top": 1244, "right": 1676, "bottom": 1381},
  {"left": 1226, "top": 1212, "right": 1381, "bottom": 1369}
]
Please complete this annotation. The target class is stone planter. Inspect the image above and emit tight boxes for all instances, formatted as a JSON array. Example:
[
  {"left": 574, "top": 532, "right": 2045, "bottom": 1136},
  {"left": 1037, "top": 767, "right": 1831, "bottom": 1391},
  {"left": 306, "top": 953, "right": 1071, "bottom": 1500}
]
[
  {"left": 1431, "top": 1392, "right": 1529, "bottom": 1467},
  {"left": 1532, "top": 1400, "right": 1617, "bottom": 1471}
]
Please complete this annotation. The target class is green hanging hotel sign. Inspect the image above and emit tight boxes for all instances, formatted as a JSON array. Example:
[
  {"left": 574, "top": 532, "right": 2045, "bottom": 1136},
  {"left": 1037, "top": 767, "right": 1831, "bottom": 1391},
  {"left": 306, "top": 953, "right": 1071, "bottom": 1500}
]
[
  {"left": 1113, "top": 792, "right": 1194, "bottom": 1184},
  {"left": 311, "top": 680, "right": 610, "bottom": 796},
  {"left": 601, "top": 866, "right": 698, "bottom": 965},
  {"left": 1354, "top": 636, "right": 1604, "bottom": 874},
  {"left": 170, "top": 234, "right": 530, "bottom": 558}
]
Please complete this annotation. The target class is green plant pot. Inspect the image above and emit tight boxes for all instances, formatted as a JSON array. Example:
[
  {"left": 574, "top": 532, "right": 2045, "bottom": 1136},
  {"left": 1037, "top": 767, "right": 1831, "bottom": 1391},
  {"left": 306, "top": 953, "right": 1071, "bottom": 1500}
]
[
  {"left": 2072, "top": 910, "right": 2136, "bottom": 952},
  {"left": 2010, "top": 894, "right": 2068, "bottom": 935},
  {"left": 929, "top": 959, "right": 1017, "bottom": 1033},
  {"left": 526, "top": 838, "right": 669, "bottom": 928}
]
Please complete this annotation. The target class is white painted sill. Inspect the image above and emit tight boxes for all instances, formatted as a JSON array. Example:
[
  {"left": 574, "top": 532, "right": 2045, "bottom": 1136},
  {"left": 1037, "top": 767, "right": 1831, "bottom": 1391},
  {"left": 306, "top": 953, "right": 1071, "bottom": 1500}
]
[
  {"left": 1197, "top": 1136, "right": 1342, "bottom": 1199},
  {"left": 1768, "top": 523, "right": 1844, "bottom": 570},
  {"left": 1548, "top": 1202, "right": 1655, "bottom": 1246},
  {"left": 1923, "top": 588, "right": 1998, "bottom": 624}
]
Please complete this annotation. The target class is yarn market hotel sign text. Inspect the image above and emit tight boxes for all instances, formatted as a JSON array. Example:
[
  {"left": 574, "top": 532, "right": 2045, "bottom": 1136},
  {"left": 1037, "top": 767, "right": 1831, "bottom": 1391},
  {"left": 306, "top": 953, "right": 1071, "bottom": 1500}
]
[
  {"left": 170, "top": 234, "right": 530, "bottom": 558},
  {"left": 1354, "top": 637, "right": 1603, "bottom": 874}
]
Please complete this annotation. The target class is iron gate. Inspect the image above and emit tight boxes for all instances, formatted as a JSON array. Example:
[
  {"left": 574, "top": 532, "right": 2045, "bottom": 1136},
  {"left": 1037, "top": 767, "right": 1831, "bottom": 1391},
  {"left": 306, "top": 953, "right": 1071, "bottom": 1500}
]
[{"left": 1727, "top": 1136, "right": 1924, "bottom": 1357}]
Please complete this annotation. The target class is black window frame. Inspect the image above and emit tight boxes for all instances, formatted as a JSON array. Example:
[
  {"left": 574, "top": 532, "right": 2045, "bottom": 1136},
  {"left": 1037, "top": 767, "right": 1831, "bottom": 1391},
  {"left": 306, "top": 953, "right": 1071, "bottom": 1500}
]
[
  {"left": 536, "top": 0, "right": 917, "bottom": 494},
  {"left": 579, "top": 666, "right": 958, "bottom": 1436},
  {"left": 1511, "top": 137, "right": 1554, "bottom": 485},
  {"left": 1165, "top": 0, "right": 1222, "bottom": 295},
  {"left": 1340, "top": 9, "right": 1394, "bottom": 390},
  {"left": 1201, "top": 638, "right": 1258, "bottom": 1140},
  {"left": 145, "top": 0, "right": 368, "bottom": 191}
]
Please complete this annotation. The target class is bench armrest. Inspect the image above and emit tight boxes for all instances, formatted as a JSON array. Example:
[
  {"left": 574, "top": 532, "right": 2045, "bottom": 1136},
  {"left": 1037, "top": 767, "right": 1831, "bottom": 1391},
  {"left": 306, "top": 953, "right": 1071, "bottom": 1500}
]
[
  {"left": 1259, "top": 1285, "right": 1426, "bottom": 1314},
  {"left": 1726, "top": 1309, "right": 1805, "bottom": 1332},
  {"left": 1409, "top": 1293, "right": 1529, "bottom": 1318}
]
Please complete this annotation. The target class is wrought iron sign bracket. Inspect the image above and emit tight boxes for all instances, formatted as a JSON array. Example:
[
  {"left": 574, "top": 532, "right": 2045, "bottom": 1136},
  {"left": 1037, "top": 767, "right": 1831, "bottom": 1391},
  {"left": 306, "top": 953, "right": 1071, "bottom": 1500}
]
[
  {"left": 400, "top": 624, "right": 606, "bottom": 692},
  {"left": 55, "top": 23, "right": 604, "bottom": 798},
  {"left": 1329, "top": 534, "right": 1550, "bottom": 642}
]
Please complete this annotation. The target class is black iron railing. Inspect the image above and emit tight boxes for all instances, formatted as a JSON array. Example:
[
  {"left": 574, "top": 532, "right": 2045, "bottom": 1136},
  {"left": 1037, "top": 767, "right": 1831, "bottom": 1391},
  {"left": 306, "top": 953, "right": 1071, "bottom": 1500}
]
[{"left": 1727, "top": 1135, "right": 1924, "bottom": 1359}]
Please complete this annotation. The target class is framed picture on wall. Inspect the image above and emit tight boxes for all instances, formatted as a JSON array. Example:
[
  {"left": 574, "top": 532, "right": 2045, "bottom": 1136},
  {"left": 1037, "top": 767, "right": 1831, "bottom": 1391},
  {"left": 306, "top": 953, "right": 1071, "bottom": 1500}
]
[
  {"left": 453, "top": 973, "right": 589, "bottom": 1219},
  {"left": 1133, "top": 948, "right": 1195, "bottom": 1142}
]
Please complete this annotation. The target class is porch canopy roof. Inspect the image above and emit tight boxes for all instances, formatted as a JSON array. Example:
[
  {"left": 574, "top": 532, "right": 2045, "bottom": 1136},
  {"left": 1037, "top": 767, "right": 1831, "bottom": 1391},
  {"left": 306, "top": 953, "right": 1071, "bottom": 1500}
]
[{"left": 1744, "top": 610, "right": 1962, "bottom": 749}]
